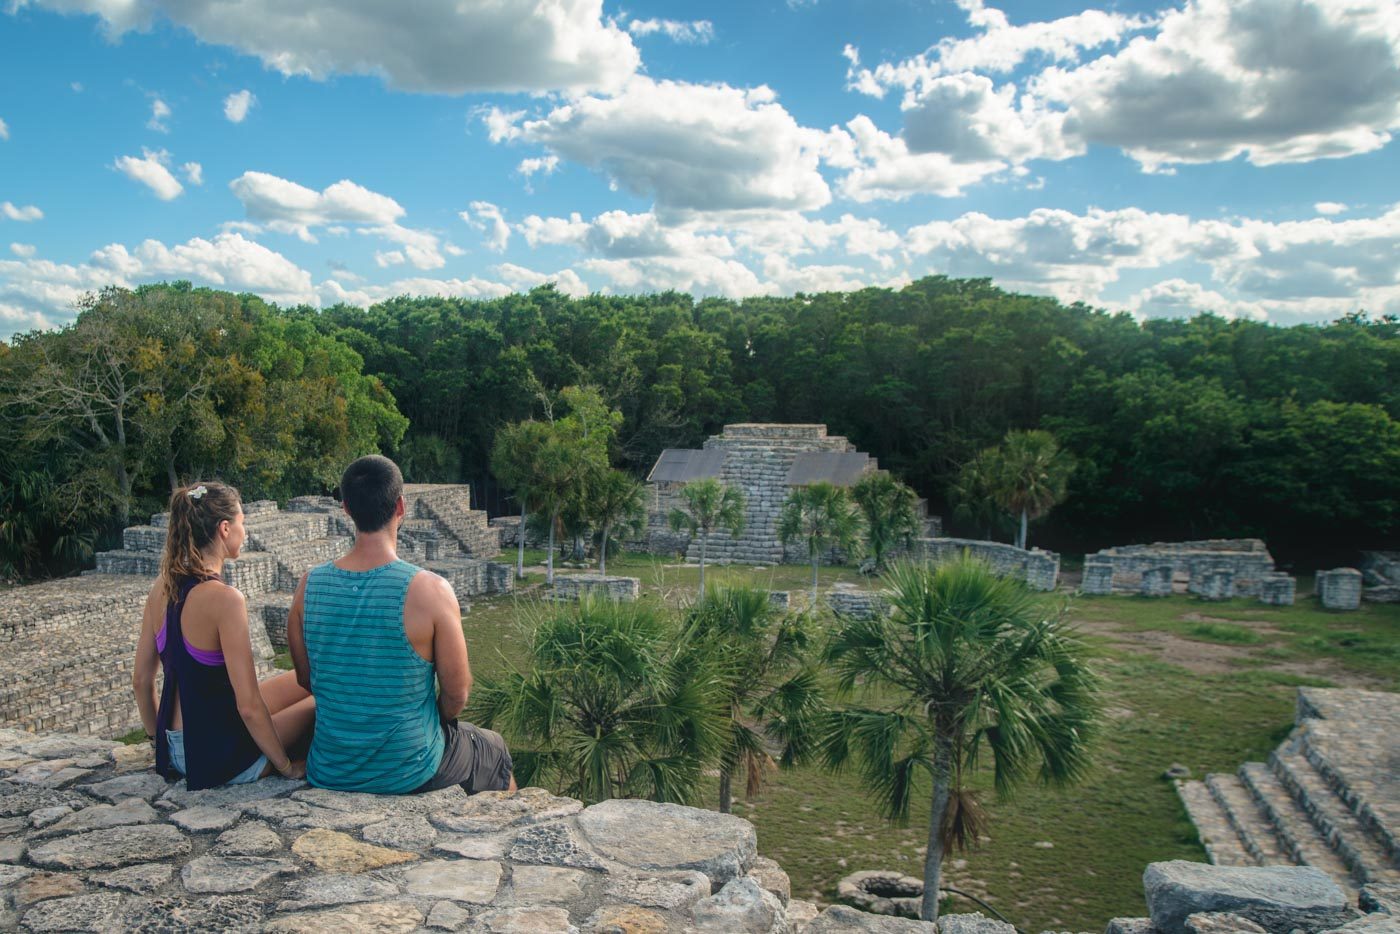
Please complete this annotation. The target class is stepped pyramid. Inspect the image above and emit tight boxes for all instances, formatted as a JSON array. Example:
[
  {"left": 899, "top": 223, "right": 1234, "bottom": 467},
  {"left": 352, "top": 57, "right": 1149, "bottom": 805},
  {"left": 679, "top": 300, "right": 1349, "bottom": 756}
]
[
  {"left": 0, "top": 484, "right": 510, "bottom": 739},
  {"left": 1177, "top": 688, "right": 1400, "bottom": 901}
]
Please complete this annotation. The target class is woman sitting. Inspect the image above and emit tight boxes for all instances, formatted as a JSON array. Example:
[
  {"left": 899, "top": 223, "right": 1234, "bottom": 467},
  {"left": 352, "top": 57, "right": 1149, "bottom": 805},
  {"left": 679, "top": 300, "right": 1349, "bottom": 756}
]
[{"left": 133, "top": 481, "right": 315, "bottom": 789}]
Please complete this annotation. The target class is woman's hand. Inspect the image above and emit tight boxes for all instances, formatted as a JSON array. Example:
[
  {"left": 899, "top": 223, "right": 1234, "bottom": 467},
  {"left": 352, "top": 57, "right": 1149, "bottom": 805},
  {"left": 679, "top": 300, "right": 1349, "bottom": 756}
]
[{"left": 277, "top": 759, "right": 307, "bottom": 780}]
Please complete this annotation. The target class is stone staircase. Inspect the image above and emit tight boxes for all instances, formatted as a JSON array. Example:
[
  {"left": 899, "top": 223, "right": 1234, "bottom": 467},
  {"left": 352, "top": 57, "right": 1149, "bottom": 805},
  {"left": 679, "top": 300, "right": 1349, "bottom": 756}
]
[{"left": 1177, "top": 688, "right": 1400, "bottom": 900}]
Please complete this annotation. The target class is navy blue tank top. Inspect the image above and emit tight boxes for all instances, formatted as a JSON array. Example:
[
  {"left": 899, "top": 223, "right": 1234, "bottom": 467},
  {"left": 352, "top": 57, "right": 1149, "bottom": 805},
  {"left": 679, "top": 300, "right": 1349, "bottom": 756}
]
[{"left": 154, "top": 575, "right": 262, "bottom": 790}]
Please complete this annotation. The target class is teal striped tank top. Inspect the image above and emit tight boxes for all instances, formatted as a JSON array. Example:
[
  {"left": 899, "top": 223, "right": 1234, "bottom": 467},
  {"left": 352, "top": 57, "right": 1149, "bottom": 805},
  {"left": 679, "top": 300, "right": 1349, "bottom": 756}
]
[{"left": 302, "top": 559, "right": 444, "bottom": 793}]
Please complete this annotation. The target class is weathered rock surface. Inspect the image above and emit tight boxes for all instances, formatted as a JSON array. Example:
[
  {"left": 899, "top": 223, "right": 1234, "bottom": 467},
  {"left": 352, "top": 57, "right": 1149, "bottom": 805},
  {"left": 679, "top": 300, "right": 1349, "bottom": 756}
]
[
  {"left": 27, "top": 822, "right": 190, "bottom": 869},
  {"left": 938, "top": 913, "right": 1018, "bottom": 934},
  {"left": 1183, "top": 912, "right": 1268, "bottom": 934},
  {"left": 804, "top": 903, "right": 938, "bottom": 931},
  {"left": 578, "top": 798, "right": 757, "bottom": 887},
  {"left": 1143, "top": 861, "right": 1350, "bottom": 934}
]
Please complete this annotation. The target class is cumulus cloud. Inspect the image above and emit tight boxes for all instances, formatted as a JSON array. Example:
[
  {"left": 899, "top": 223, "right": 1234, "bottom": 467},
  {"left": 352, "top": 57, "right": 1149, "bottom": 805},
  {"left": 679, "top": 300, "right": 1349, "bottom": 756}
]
[
  {"left": 627, "top": 18, "right": 714, "bottom": 44},
  {"left": 517, "top": 155, "right": 559, "bottom": 192},
  {"left": 0, "top": 117, "right": 8, "bottom": 141},
  {"left": 10, "top": 243, "right": 35, "bottom": 257},
  {"left": 495, "top": 262, "right": 589, "bottom": 296},
  {"left": 1315, "top": 201, "right": 1348, "bottom": 216},
  {"left": 114, "top": 149, "right": 184, "bottom": 200},
  {"left": 223, "top": 89, "right": 256, "bottom": 123},
  {"left": 181, "top": 162, "right": 203, "bottom": 185},
  {"left": 229, "top": 171, "right": 404, "bottom": 240},
  {"left": 0, "top": 232, "right": 316, "bottom": 332},
  {"left": 461, "top": 201, "right": 511, "bottom": 252},
  {"left": 15, "top": 0, "right": 638, "bottom": 94},
  {"left": 147, "top": 98, "right": 171, "bottom": 132},
  {"left": 317, "top": 275, "right": 513, "bottom": 308},
  {"left": 496, "top": 77, "right": 833, "bottom": 218},
  {"left": 834, "top": 115, "right": 1009, "bottom": 200},
  {"left": 1127, "top": 278, "right": 1268, "bottom": 321},
  {"left": 1, "top": 202, "right": 44, "bottom": 222}
]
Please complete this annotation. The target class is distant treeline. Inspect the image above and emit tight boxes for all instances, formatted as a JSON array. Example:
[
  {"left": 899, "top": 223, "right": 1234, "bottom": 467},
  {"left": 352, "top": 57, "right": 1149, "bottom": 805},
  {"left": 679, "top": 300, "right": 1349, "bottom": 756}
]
[{"left": 3, "top": 277, "right": 1397, "bottom": 578}]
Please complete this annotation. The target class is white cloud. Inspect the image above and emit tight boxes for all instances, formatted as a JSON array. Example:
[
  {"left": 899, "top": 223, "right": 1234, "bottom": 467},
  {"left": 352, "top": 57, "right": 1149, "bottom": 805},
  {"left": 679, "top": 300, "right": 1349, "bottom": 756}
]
[
  {"left": 461, "top": 201, "right": 510, "bottom": 252},
  {"left": 580, "top": 254, "right": 769, "bottom": 298},
  {"left": 223, "top": 89, "right": 256, "bottom": 123},
  {"left": 181, "top": 162, "right": 203, "bottom": 185},
  {"left": 147, "top": 98, "right": 171, "bottom": 132},
  {"left": 317, "top": 275, "right": 514, "bottom": 308},
  {"left": 70, "top": 82, "right": 82, "bottom": 93},
  {"left": 1315, "top": 201, "right": 1348, "bottom": 216},
  {"left": 113, "top": 149, "right": 185, "bottom": 200},
  {"left": 1, "top": 202, "right": 43, "bottom": 222},
  {"left": 0, "top": 232, "right": 316, "bottom": 331},
  {"left": 19, "top": 0, "right": 638, "bottom": 94},
  {"left": 10, "top": 243, "right": 36, "bottom": 257},
  {"left": 1126, "top": 278, "right": 1268, "bottom": 321},
  {"left": 361, "top": 223, "right": 453, "bottom": 270},
  {"left": 229, "top": 171, "right": 404, "bottom": 240},
  {"left": 0, "top": 117, "right": 8, "bottom": 141},
  {"left": 835, "top": 115, "right": 1010, "bottom": 200},
  {"left": 500, "top": 77, "right": 834, "bottom": 218},
  {"left": 517, "top": 155, "right": 559, "bottom": 190},
  {"left": 495, "top": 262, "right": 589, "bottom": 296},
  {"left": 627, "top": 18, "right": 714, "bottom": 44},
  {"left": 375, "top": 250, "right": 405, "bottom": 268}
]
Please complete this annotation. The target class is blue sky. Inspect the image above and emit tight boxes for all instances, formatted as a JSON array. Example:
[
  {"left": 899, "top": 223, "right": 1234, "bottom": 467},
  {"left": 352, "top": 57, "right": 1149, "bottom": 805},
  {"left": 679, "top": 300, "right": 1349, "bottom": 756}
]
[{"left": 1, "top": 0, "right": 1398, "bottom": 337}]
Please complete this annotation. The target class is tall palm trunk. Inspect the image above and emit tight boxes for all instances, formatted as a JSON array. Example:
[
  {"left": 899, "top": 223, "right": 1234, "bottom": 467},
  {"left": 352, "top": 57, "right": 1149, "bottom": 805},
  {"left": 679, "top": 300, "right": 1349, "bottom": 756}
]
[
  {"left": 546, "top": 510, "right": 557, "bottom": 585},
  {"left": 718, "top": 766, "right": 733, "bottom": 814},
  {"left": 699, "top": 531, "right": 708, "bottom": 593},
  {"left": 922, "top": 737, "right": 953, "bottom": 922},
  {"left": 599, "top": 522, "right": 611, "bottom": 575},
  {"left": 517, "top": 503, "right": 527, "bottom": 580},
  {"left": 1018, "top": 508, "right": 1028, "bottom": 550},
  {"left": 810, "top": 554, "right": 820, "bottom": 604}
]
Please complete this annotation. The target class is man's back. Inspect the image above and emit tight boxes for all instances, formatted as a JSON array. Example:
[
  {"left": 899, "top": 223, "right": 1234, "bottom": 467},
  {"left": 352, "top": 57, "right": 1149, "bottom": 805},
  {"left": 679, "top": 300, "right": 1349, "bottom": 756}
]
[{"left": 300, "top": 558, "right": 444, "bottom": 793}]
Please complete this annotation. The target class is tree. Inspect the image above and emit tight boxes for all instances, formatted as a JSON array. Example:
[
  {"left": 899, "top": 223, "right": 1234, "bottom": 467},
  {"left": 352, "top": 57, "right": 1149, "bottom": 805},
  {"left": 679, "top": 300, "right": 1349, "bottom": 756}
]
[
  {"left": 777, "top": 482, "right": 863, "bottom": 603},
  {"left": 491, "top": 420, "right": 554, "bottom": 580},
  {"left": 667, "top": 478, "right": 746, "bottom": 593},
  {"left": 851, "top": 471, "right": 921, "bottom": 571},
  {"left": 588, "top": 469, "right": 646, "bottom": 576},
  {"left": 821, "top": 556, "right": 1100, "bottom": 922},
  {"left": 966, "top": 431, "right": 1075, "bottom": 550},
  {"left": 470, "top": 596, "right": 727, "bottom": 804},
  {"left": 684, "top": 585, "right": 824, "bottom": 813}
]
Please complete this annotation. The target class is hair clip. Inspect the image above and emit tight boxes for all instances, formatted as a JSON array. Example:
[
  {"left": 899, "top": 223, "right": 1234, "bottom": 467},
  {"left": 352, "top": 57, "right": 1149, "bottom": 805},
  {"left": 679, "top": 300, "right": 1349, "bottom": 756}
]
[{"left": 188, "top": 485, "right": 208, "bottom": 500}]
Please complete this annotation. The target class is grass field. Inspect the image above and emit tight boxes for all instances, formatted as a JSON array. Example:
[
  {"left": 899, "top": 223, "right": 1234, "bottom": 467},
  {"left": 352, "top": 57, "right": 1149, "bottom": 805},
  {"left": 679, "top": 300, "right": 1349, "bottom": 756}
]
[{"left": 437, "top": 551, "right": 1400, "bottom": 932}]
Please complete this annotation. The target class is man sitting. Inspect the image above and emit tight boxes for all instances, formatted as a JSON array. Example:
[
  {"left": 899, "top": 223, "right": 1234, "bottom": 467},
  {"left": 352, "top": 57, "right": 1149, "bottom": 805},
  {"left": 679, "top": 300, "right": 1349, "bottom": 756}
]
[{"left": 287, "top": 455, "right": 514, "bottom": 795}]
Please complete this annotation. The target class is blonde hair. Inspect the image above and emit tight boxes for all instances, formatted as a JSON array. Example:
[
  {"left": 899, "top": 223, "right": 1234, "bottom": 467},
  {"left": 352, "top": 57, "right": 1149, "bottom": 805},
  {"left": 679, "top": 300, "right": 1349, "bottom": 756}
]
[{"left": 159, "top": 481, "right": 242, "bottom": 604}]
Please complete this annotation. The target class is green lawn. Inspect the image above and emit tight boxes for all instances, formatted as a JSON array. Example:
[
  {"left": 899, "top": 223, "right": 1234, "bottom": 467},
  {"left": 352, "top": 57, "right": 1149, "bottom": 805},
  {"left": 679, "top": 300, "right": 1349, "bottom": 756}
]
[{"left": 454, "top": 556, "right": 1400, "bottom": 932}]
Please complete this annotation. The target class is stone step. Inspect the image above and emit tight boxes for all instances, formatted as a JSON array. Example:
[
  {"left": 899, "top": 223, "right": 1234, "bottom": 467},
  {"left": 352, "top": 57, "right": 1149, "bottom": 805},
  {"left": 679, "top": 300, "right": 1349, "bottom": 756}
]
[
  {"left": 244, "top": 512, "right": 335, "bottom": 551},
  {"left": 1239, "top": 761, "right": 1358, "bottom": 892},
  {"left": 121, "top": 525, "right": 167, "bottom": 553},
  {"left": 272, "top": 538, "right": 350, "bottom": 591},
  {"left": 1296, "top": 722, "right": 1400, "bottom": 870},
  {"left": 1206, "top": 773, "right": 1291, "bottom": 864},
  {"left": 1175, "top": 780, "right": 1256, "bottom": 867},
  {"left": 93, "top": 550, "right": 161, "bottom": 577},
  {"left": 1271, "top": 750, "right": 1400, "bottom": 885}
]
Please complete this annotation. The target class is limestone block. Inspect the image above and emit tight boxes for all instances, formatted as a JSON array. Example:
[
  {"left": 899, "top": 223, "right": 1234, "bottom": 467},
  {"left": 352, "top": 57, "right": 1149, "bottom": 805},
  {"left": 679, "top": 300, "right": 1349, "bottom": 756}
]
[
  {"left": 1317, "top": 569, "right": 1363, "bottom": 611},
  {"left": 577, "top": 798, "right": 757, "bottom": 889},
  {"left": 1140, "top": 566, "right": 1174, "bottom": 598},
  {"left": 1258, "top": 573, "right": 1296, "bottom": 606},
  {"left": 1195, "top": 569, "right": 1235, "bottom": 602},
  {"left": 804, "top": 904, "right": 938, "bottom": 931},
  {"left": 553, "top": 575, "right": 641, "bottom": 602},
  {"left": 1142, "top": 861, "right": 1348, "bottom": 934}
]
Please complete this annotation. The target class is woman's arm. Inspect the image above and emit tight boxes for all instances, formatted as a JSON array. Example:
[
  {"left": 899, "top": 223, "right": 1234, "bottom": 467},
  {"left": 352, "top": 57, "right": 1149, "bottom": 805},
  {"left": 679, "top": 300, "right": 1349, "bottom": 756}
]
[
  {"left": 132, "top": 580, "right": 164, "bottom": 738},
  {"left": 209, "top": 586, "right": 303, "bottom": 778}
]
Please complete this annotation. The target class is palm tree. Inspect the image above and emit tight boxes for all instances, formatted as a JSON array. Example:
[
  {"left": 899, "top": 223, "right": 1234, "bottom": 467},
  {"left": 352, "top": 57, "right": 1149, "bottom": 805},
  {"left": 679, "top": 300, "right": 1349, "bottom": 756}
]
[
  {"left": 948, "top": 449, "right": 1006, "bottom": 542},
  {"left": 777, "top": 481, "right": 863, "bottom": 603},
  {"left": 851, "top": 471, "right": 921, "bottom": 571},
  {"left": 667, "top": 478, "right": 746, "bottom": 593},
  {"left": 491, "top": 420, "right": 552, "bottom": 580},
  {"left": 684, "top": 585, "right": 824, "bottom": 813},
  {"left": 470, "top": 596, "right": 728, "bottom": 804},
  {"left": 588, "top": 468, "right": 646, "bottom": 575},
  {"left": 980, "top": 430, "right": 1075, "bottom": 550},
  {"left": 532, "top": 432, "right": 592, "bottom": 586},
  {"left": 821, "top": 556, "right": 1100, "bottom": 922}
]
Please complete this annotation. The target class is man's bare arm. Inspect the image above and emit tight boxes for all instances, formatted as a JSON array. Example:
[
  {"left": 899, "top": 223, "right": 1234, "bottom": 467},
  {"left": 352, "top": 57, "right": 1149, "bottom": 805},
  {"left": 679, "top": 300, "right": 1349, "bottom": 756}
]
[{"left": 429, "top": 576, "right": 471, "bottom": 721}]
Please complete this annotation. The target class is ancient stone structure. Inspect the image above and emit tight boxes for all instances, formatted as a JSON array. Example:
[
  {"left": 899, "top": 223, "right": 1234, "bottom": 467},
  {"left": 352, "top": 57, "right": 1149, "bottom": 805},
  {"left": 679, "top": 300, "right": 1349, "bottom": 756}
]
[
  {"left": 551, "top": 575, "right": 641, "bottom": 602},
  {"left": 641, "top": 424, "right": 940, "bottom": 566},
  {"left": 1359, "top": 553, "right": 1400, "bottom": 604},
  {"left": 826, "top": 584, "right": 887, "bottom": 620},
  {"left": 1316, "top": 570, "right": 1363, "bottom": 611},
  {"left": 0, "top": 485, "right": 510, "bottom": 740},
  {"left": 837, "top": 870, "right": 923, "bottom": 919},
  {"left": 1258, "top": 574, "right": 1298, "bottom": 607},
  {"left": 1081, "top": 540, "right": 1292, "bottom": 605},
  {"left": 1175, "top": 688, "right": 1400, "bottom": 901},
  {"left": 1141, "top": 566, "right": 1175, "bottom": 598},
  {"left": 912, "top": 538, "right": 1060, "bottom": 592}
]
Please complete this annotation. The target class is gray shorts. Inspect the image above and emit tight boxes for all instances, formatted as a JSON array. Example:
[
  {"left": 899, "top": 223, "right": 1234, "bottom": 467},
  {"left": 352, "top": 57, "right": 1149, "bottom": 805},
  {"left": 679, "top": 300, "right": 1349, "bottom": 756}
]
[{"left": 412, "top": 719, "right": 513, "bottom": 795}]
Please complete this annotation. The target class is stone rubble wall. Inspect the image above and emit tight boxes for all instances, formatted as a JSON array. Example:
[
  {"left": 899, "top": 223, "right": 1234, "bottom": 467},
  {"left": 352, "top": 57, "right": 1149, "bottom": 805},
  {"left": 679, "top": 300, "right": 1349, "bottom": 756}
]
[
  {"left": 1081, "top": 539, "right": 1283, "bottom": 602},
  {"left": 826, "top": 585, "right": 887, "bottom": 620},
  {"left": 911, "top": 538, "right": 1061, "bottom": 592},
  {"left": 1, "top": 486, "right": 510, "bottom": 741},
  {"left": 1358, "top": 552, "right": 1400, "bottom": 604},
  {"left": 1, "top": 726, "right": 925, "bottom": 934},
  {"left": 552, "top": 576, "right": 642, "bottom": 602}
]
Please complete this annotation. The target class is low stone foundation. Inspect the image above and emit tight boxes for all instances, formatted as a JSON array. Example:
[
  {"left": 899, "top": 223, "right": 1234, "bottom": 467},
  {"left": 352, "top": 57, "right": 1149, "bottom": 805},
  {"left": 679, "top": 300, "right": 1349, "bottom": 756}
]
[
  {"left": 825, "top": 584, "right": 886, "bottom": 620},
  {"left": 1258, "top": 573, "right": 1298, "bottom": 607},
  {"left": 552, "top": 575, "right": 642, "bottom": 602},
  {"left": 1191, "top": 569, "right": 1236, "bottom": 602},
  {"left": 911, "top": 538, "right": 1060, "bottom": 591},
  {"left": 1082, "top": 540, "right": 1280, "bottom": 602}
]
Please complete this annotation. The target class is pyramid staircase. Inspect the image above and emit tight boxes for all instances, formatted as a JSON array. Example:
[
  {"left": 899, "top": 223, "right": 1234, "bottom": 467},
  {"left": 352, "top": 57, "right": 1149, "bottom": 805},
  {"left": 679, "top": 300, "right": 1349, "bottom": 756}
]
[{"left": 1176, "top": 688, "right": 1400, "bottom": 901}]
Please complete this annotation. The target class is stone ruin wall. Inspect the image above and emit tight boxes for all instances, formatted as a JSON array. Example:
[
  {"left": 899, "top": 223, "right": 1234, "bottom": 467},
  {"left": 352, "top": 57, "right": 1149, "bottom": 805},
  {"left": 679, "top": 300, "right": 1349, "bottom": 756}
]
[
  {"left": 1080, "top": 539, "right": 1291, "bottom": 604},
  {"left": 0, "top": 485, "right": 511, "bottom": 741}
]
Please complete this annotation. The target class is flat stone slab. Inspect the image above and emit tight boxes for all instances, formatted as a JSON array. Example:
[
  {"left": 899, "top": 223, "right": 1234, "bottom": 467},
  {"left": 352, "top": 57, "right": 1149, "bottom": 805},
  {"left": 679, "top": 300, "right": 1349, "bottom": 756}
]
[
  {"left": 19, "top": 892, "right": 126, "bottom": 932},
  {"left": 510, "top": 864, "right": 589, "bottom": 903},
  {"left": 215, "top": 819, "right": 284, "bottom": 856},
  {"left": 474, "top": 906, "right": 578, "bottom": 932},
  {"left": 91, "top": 861, "right": 173, "bottom": 894},
  {"left": 1144, "top": 861, "right": 1350, "bottom": 934},
  {"left": 278, "top": 872, "right": 400, "bottom": 910},
  {"left": 577, "top": 799, "right": 757, "bottom": 887},
  {"left": 27, "top": 822, "right": 191, "bottom": 870},
  {"left": 399, "top": 858, "right": 503, "bottom": 903},
  {"left": 430, "top": 787, "right": 581, "bottom": 834},
  {"left": 265, "top": 900, "right": 425, "bottom": 933},
  {"left": 509, "top": 821, "right": 605, "bottom": 869},
  {"left": 81, "top": 771, "right": 168, "bottom": 802},
  {"left": 36, "top": 798, "right": 157, "bottom": 836},
  {"left": 804, "top": 904, "right": 938, "bottom": 931},
  {"left": 170, "top": 804, "right": 240, "bottom": 832},
  {"left": 181, "top": 853, "right": 299, "bottom": 893},
  {"left": 363, "top": 814, "right": 437, "bottom": 850},
  {"left": 292, "top": 828, "right": 419, "bottom": 874},
  {"left": 691, "top": 877, "right": 784, "bottom": 933},
  {"left": 604, "top": 870, "right": 711, "bottom": 910}
]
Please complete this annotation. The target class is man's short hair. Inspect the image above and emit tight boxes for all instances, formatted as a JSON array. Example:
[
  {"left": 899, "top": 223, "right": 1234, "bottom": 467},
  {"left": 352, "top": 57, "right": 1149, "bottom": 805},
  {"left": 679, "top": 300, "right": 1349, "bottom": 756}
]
[{"left": 340, "top": 455, "right": 403, "bottom": 533}]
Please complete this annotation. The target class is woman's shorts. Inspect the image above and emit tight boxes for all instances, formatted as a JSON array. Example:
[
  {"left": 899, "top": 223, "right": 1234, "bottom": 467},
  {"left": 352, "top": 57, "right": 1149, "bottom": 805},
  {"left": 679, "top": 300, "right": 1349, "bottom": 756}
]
[{"left": 166, "top": 730, "right": 267, "bottom": 785}]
